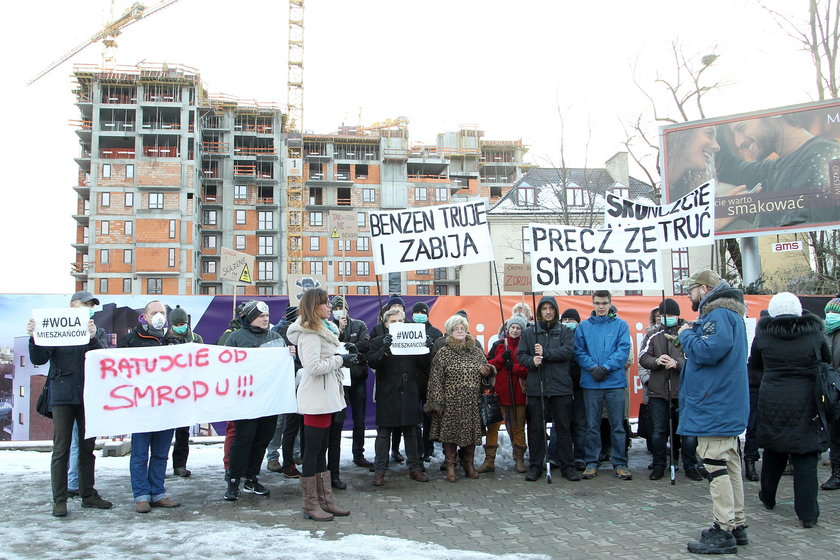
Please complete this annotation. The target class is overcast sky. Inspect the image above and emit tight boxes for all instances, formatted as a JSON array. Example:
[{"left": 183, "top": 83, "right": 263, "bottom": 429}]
[{"left": 0, "top": 0, "right": 819, "bottom": 294}]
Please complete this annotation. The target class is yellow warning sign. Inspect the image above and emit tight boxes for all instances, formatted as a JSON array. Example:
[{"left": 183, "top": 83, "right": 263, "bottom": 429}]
[
  {"left": 330, "top": 227, "right": 340, "bottom": 239},
  {"left": 239, "top": 264, "right": 252, "bottom": 283}
]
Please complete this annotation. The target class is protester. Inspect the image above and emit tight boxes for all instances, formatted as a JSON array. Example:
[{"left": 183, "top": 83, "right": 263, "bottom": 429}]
[
  {"left": 821, "top": 296, "right": 840, "bottom": 490},
  {"left": 409, "top": 301, "right": 443, "bottom": 461},
  {"left": 574, "top": 291, "right": 632, "bottom": 481},
  {"left": 267, "top": 305, "right": 303, "bottom": 479},
  {"left": 559, "top": 309, "right": 586, "bottom": 471},
  {"left": 165, "top": 305, "right": 203, "bottom": 478},
  {"left": 744, "top": 310, "right": 770, "bottom": 483},
  {"left": 287, "top": 288, "right": 353, "bottom": 521},
  {"left": 677, "top": 270, "right": 749, "bottom": 554},
  {"left": 425, "top": 314, "right": 495, "bottom": 482},
  {"left": 517, "top": 297, "right": 578, "bottom": 482},
  {"left": 484, "top": 315, "right": 529, "bottom": 473},
  {"left": 120, "top": 300, "right": 180, "bottom": 513},
  {"left": 751, "top": 292, "right": 831, "bottom": 528},
  {"left": 27, "top": 291, "right": 113, "bottom": 517},
  {"left": 367, "top": 308, "right": 432, "bottom": 485}
]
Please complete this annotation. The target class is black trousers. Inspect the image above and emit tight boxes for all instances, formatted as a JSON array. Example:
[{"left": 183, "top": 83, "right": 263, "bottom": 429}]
[
  {"left": 345, "top": 383, "right": 367, "bottom": 457},
  {"left": 302, "top": 424, "right": 330, "bottom": 477},
  {"left": 281, "top": 413, "right": 302, "bottom": 467},
  {"left": 172, "top": 426, "right": 190, "bottom": 470},
  {"left": 52, "top": 404, "right": 96, "bottom": 502},
  {"left": 229, "top": 415, "right": 278, "bottom": 480},
  {"left": 528, "top": 395, "right": 574, "bottom": 471},
  {"left": 761, "top": 449, "right": 820, "bottom": 523},
  {"left": 328, "top": 409, "right": 346, "bottom": 477}
]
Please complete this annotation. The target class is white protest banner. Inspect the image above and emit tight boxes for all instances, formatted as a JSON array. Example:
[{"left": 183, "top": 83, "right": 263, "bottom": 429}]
[
  {"left": 32, "top": 308, "right": 91, "bottom": 346},
  {"left": 389, "top": 323, "right": 429, "bottom": 355},
  {"left": 603, "top": 181, "right": 716, "bottom": 248},
  {"left": 83, "top": 343, "right": 296, "bottom": 437},
  {"left": 529, "top": 223, "right": 664, "bottom": 291},
  {"left": 369, "top": 200, "right": 494, "bottom": 274}
]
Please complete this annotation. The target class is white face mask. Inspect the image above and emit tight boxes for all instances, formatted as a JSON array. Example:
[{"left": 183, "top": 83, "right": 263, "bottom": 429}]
[
  {"left": 332, "top": 309, "right": 345, "bottom": 320},
  {"left": 150, "top": 312, "right": 167, "bottom": 330}
]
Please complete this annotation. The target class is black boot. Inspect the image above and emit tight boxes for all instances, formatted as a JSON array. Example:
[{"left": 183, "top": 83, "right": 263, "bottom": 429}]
[
  {"left": 687, "top": 523, "right": 737, "bottom": 555},
  {"left": 224, "top": 478, "right": 240, "bottom": 501},
  {"left": 821, "top": 462, "right": 840, "bottom": 490},
  {"left": 744, "top": 460, "right": 759, "bottom": 481}
]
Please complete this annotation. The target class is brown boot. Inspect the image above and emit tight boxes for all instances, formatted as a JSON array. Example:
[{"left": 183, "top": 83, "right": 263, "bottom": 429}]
[
  {"left": 461, "top": 445, "right": 479, "bottom": 479},
  {"left": 300, "top": 476, "right": 333, "bottom": 521},
  {"left": 316, "top": 472, "right": 350, "bottom": 516},
  {"left": 512, "top": 444, "right": 528, "bottom": 474},
  {"left": 477, "top": 445, "right": 498, "bottom": 473},
  {"left": 443, "top": 443, "right": 458, "bottom": 482}
]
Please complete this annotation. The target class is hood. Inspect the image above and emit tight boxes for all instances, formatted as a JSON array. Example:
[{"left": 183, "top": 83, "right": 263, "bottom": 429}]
[
  {"left": 537, "top": 295, "right": 560, "bottom": 325},
  {"left": 756, "top": 311, "right": 823, "bottom": 341},
  {"left": 699, "top": 281, "right": 746, "bottom": 317}
]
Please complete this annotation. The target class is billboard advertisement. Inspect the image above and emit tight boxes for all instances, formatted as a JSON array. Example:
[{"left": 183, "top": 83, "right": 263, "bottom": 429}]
[{"left": 660, "top": 98, "right": 840, "bottom": 238}]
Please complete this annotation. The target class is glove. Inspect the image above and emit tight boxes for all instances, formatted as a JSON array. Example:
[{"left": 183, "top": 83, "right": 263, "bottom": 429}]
[
  {"left": 344, "top": 342, "right": 358, "bottom": 354},
  {"left": 340, "top": 354, "right": 358, "bottom": 368},
  {"left": 590, "top": 366, "right": 608, "bottom": 382},
  {"left": 383, "top": 334, "right": 393, "bottom": 347},
  {"left": 425, "top": 337, "right": 435, "bottom": 348},
  {"left": 501, "top": 350, "right": 512, "bottom": 361}
]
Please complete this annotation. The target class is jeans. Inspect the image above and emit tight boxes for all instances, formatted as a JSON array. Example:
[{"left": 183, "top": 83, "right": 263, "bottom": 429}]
[
  {"left": 68, "top": 420, "right": 79, "bottom": 491},
  {"left": 172, "top": 426, "right": 190, "bottom": 470},
  {"left": 266, "top": 415, "right": 287, "bottom": 462},
  {"left": 229, "top": 415, "right": 277, "bottom": 480},
  {"left": 375, "top": 426, "right": 421, "bottom": 472},
  {"left": 51, "top": 404, "right": 96, "bottom": 502},
  {"left": 583, "top": 388, "right": 627, "bottom": 467},
  {"left": 761, "top": 449, "right": 819, "bottom": 523},
  {"left": 528, "top": 395, "right": 574, "bottom": 471},
  {"left": 345, "top": 382, "right": 367, "bottom": 458},
  {"left": 649, "top": 397, "right": 698, "bottom": 469},
  {"left": 743, "top": 389, "right": 760, "bottom": 462},
  {"left": 130, "top": 429, "right": 175, "bottom": 502}
]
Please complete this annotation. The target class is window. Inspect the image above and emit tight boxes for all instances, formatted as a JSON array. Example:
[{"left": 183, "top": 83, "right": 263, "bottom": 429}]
[
  {"left": 336, "top": 163, "right": 351, "bottom": 180},
  {"left": 309, "top": 187, "right": 323, "bottom": 205},
  {"left": 357, "top": 213, "right": 366, "bottom": 228},
  {"left": 416, "top": 269, "right": 430, "bottom": 275},
  {"left": 102, "top": 164, "right": 111, "bottom": 178},
  {"left": 99, "top": 278, "right": 108, "bottom": 293},
  {"left": 612, "top": 186, "right": 630, "bottom": 199},
  {"left": 309, "top": 212, "right": 323, "bottom": 226},
  {"left": 355, "top": 164, "right": 369, "bottom": 179},
  {"left": 356, "top": 261, "right": 370, "bottom": 276},
  {"left": 169, "top": 219, "right": 176, "bottom": 238},
  {"left": 337, "top": 187, "right": 352, "bottom": 205},
  {"left": 672, "top": 248, "right": 690, "bottom": 295},
  {"left": 338, "top": 285, "right": 349, "bottom": 295},
  {"left": 435, "top": 268, "right": 448, "bottom": 281},
  {"left": 125, "top": 192, "right": 134, "bottom": 207},
  {"left": 204, "top": 210, "right": 217, "bottom": 225},
  {"left": 357, "top": 286, "right": 370, "bottom": 295},
  {"left": 258, "top": 286, "right": 273, "bottom": 296},
  {"left": 125, "top": 164, "right": 135, "bottom": 179},
  {"left": 100, "top": 249, "right": 109, "bottom": 264},
  {"left": 337, "top": 239, "right": 350, "bottom": 251},
  {"left": 235, "top": 210, "right": 246, "bottom": 225},
  {"left": 434, "top": 284, "right": 448, "bottom": 295},
  {"left": 235, "top": 235, "right": 246, "bottom": 250},
  {"left": 357, "top": 237, "right": 369, "bottom": 252},
  {"left": 258, "top": 236, "right": 274, "bottom": 255},
  {"left": 258, "top": 261, "right": 274, "bottom": 280},
  {"left": 149, "top": 192, "right": 164, "bottom": 209},
  {"left": 101, "top": 192, "right": 110, "bottom": 207},
  {"left": 147, "top": 278, "right": 163, "bottom": 295},
  {"left": 566, "top": 187, "right": 590, "bottom": 207},
  {"left": 168, "top": 248, "right": 176, "bottom": 267},
  {"left": 258, "top": 211, "right": 273, "bottom": 229},
  {"left": 337, "top": 261, "right": 351, "bottom": 276},
  {"left": 362, "top": 188, "right": 375, "bottom": 203},
  {"left": 308, "top": 162, "right": 323, "bottom": 179},
  {"left": 204, "top": 235, "right": 217, "bottom": 248},
  {"left": 202, "top": 285, "right": 218, "bottom": 295},
  {"left": 203, "top": 260, "right": 217, "bottom": 274},
  {"left": 310, "top": 261, "right": 324, "bottom": 275},
  {"left": 125, "top": 220, "right": 133, "bottom": 235},
  {"left": 414, "top": 187, "right": 427, "bottom": 201},
  {"left": 124, "top": 249, "right": 133, "bottom": 263},
  {"left": 123, "top": 278, "right": 131, "bottom": 293},
  {"left": 234, "top": 184, "right": 247, "bottom": 200},
  {"left": 100, "top": 220, "right": 109, "bottom": 235},
  {"left": 435, "top": 187, "right": 448, "bottom": 202},
  {"left": 416, "top": 284, "right": 430, "bottom": 295},
  {"left": 516, "top": 187, "right": 536, "bottom": 206},
  {"left": 310, "top": 236, "right": 320, "bottom": 251}
]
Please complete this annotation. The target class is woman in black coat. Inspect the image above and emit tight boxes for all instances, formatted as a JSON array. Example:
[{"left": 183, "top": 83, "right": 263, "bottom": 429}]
[{"left": 750, "top": 292, "right": 832, "bottom": 528}]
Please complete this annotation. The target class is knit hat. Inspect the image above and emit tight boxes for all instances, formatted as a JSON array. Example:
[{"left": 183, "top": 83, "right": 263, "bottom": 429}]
[
  {"left": 330, "top": 296, "right": 348, "bottom": 309},
  {"left": 386, "top": 294, "right": 405, "bottom": 309},
  {"left": 680, "top": 269, "right": 721, "bottom": 289},
  {"left": 169, "top": 305, "right": 189, "bottom": 325},
  {"left": 412, "top": 301, "right": 429, "bottom": 315},
  {"left": 658, "top": 298, "right": 680, "bottom": 317},
  {"left": 506, "top": 315, "right": 527, "bottom": 330},
  {"left": 242, "top": 300, "right": 269, "bottom": 324},
  {"left": 768, "top": 292, "right": 802, "bottom": 318},
  {"left": 825, "top": 297, "right": 840, "bottom": 315},
  {"left": 455, "top": 309, "right": 469, "bottom": 320},
  {"left": 284, "top": 306, "right": 299, "bottom": 322},
  {"left": 560, "top": 308, "right": 581, "bottom": 323}
]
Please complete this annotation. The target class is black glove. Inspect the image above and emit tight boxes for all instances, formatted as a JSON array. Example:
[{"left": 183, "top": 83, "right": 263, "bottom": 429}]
[
  {"left": 344, "top": 342, "right": 358, "bottom": 354},
  {"left": 340, "top": 354, "right": 358, "bottom": 368},
  {"left": 383, "top": 334, "right": 393, "bottom": 347},
  {"left": 590, "top": 366, "right": 608, "bottom": 382},
  {"left": 425, "top": 337, "right": 435, "bottom": 348},
  {"left": 501, "top": 350, "right": 512, "bottom": 361}
]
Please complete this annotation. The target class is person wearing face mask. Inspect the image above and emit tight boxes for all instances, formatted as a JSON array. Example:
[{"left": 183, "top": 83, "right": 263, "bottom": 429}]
[
  {"left": 820, "top": 297, "right": 840, "bottom": 490},
  {"left": 558, "top": 309, "right": 587, "bottom": 471},
  {"left": 165, "top": 306, "right": 203, "bottom": 478},
  {"left": 120, "top": 300, "right": 181, "bottom": 513},
  {"left": 408, "top": 302, "right": 443, "bottom": 462},
  {"left": 27, "top": 291, "right": 113, "bottom": 517},
  {"left": 639, "top": 299, "right": 701, "bottom": 482}
]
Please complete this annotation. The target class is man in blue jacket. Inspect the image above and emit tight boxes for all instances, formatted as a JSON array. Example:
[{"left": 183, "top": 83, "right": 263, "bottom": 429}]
[
  {"left": 574, "top": 290, "right": 631, "bottom": 480},
  {"left": 677, "top": 269, "right": 749, "bottom": 555}
]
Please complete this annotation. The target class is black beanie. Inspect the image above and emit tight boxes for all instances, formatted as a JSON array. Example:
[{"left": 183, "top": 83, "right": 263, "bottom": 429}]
[
  {"left": 284, "top": 306, "right": 299, "bottom": 322},
  {"left": 561, "top": 308, "right": 581, "bottom": 323},
  {"left": 412, "top": 302, "right": 429, "bottom": 314},
  {"left": 455, "top": 309, "right": 468, "bottom": 320},
  {"left": 658, "top": 298, "right": 681, "bottom": 316}
]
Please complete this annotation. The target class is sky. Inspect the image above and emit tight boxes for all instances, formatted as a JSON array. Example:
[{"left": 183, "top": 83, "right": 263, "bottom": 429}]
[{"left": 0, "top": 0, "right": 821, "bottom": 294}]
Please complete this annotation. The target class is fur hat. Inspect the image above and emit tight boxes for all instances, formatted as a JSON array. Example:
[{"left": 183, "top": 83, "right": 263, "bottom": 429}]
[
  {"left": 768, "top": 292, "right": 802, "bottom": 318},
  {"left": 658, "top": 298, "right": 681, "bottom": 317}
]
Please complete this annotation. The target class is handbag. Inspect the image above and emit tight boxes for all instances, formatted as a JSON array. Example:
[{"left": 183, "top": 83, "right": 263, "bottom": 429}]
[
  {"left": 36, "top": 381, "right": 52, "bottom": 419},
  {"left": 815, "top": 361, "right": 840, "bottom": 424},
  {"left": 479, "top": 379, "right": 503, "bottom": 427},
  {"left": 636, "top": 401, "right": 652, "bottom": 440}
]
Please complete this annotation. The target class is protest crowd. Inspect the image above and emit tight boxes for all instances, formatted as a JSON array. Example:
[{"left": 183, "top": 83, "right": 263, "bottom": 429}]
[{"left": 27, "top": 277, "right": 840, "bottom": 556}]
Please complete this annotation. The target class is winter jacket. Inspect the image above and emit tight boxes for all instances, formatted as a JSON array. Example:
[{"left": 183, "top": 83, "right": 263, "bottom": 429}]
[
  {"left": 574, "top": 309, "right": 631, "bottom": 389},
  {"left": 120, "top": 325, "right": 170, "bottom": 348},
  {"left": 215, "top": 318, "right": 241, "bottom": 346},
  {"left": 334, "top": 316, "right": 371, "bottom": 383},
  {"left": 487, "top": 335, "right": 528, "bottom": 406},
  {"left": 677, "top": 281, "right": 749, "bottom": 437},
  {"left": 166, "top": 328, "right": 204, "bottom": 345},
  {"left": 517, "top": 296, "right": 575, "bottom": 397},
  {"left": 286, "top": 319, "right": 346, "bottom": 415},
  {"left": 829, "top": 329, "right": 840, "bottom": 372},
  {"left": 638, "top": 320, "right": 686, "bottom": 400},
  {"left": 29, "top": 328, "right": 108, "bottom": 407},
  {"left": 367, "top": 334, "right": 429, "bottom": 427},
  {"left": 224, "top": 321, "right": 283, "bottom": 349}
]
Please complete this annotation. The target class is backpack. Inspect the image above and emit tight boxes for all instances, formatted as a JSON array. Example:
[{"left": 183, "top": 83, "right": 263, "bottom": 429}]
[{"left": 816, "top": 361, "right": 840, "bottom": 424}]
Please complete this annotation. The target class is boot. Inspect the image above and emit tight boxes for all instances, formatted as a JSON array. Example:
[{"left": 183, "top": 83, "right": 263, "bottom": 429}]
[
  {"left": 300, "top": 476, "right": 333, "bottom": 521},
  {"left": 443, "top": 443, "right": 458, "bottom": 482},
  {"left": 477, "top": 445, "right": 498, "bottom": 473},
  {"left": 687, "top": 523, "right": 737, "bottom": 555},
  {"left": 821, "top": 462, "right": 840, "bottom": 490},
  {"left": 461, "top": 445, "right": 479, "bottom": 479},
  {"left": 316, "top": 472, "right": 349, "bottom": 516},
  {"left": 512, "top": 444, "right": 528, "bottom": 474},
  {"left": 744, "top": 460, "right": 759, "bottom": 481}
]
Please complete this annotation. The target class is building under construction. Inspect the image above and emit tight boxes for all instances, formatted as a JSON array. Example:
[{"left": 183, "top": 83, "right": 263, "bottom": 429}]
[{"left": 71, "top": 63, "right": 530, "bottom": 297}]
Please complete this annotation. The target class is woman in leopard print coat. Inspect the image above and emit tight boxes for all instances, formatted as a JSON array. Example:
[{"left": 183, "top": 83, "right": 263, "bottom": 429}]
[{"left": 425, "top": 314, "right": 495, "bottom": 482}]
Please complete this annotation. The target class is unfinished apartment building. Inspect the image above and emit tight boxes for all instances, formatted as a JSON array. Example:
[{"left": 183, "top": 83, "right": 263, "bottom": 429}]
[{"left": 71, "top": 64, "right": 528, "bottom": 297}]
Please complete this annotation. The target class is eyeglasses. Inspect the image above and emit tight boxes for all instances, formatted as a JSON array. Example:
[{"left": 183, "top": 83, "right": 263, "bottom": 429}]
[{"left": 450, "top": 326, "right": 467, "bottom": 333}]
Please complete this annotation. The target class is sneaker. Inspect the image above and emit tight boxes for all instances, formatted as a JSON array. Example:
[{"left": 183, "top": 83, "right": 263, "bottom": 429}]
[
  {"left": 267, "top": 459, "right": 282, "bottom": 473},
  {"left": 525, "top": 465, "right": 542, "bottom": 481},
  {"left": 67, "top": 489, "right": 79, "bottom": 498},
  {"left": 684, "top": 465, "right": 704, "bottom": 481},
  {"left": 224, "top": 479, "right": 240, "bottom": 501},
  {"left": 243, "top": 478, "right": 270, "bottom": 496},
  {"left": 582, "top": 466, "right": 598, "bottom": 479},
  {"left": 372, "top": 472, "right": 385, "bottom": 486},
  {"left": 687, "top": 523, "right": 737, "bottom": 555},
  {"left": 135, "top": 500, "right": 151, "bottom": 513},
  {"left": 730, "top": 525, "right": 748, "bottom": 546},
  {"left": 354, "top": 456, "right": 375, "bottom": 470},
  {"left": 562, "top": 469, "right": 581, "bottom": 482},
  {"left": 81, "top": 492, "right": 113, "bottom": 509},
  {"left": 649, "top": 466, "right": 665, "bottom": 480},
  {"left": 281, "top": 464, "right": 301, "bottom": 478},
  {"left": 615, "top": 465, "right": 632, "bottom": 480},
  {"left": 174, "top": 467, "right": 191, "bottom": 478},
  {"left": 52, "top": 501, "right": 68, "bottom": 517},
  {"left": 150, "top": 497, "right": 181, "bottom": 508}
]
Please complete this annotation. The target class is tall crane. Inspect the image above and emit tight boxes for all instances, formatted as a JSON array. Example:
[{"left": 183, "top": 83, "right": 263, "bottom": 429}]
[
  {"left": 26, "top": 0, "right": 180, "bottom": 86},
  {"left": 286, "top": 0, "right": 305, "bottom": 276}
]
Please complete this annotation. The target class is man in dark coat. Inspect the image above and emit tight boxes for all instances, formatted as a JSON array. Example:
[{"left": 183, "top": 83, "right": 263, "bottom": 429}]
[
  {"left": 821, "top": 296, "right": 840, "bottom": 490},
  {"left": 27, "top": 291, "right": 113, "bottom": 517},
  {"left": 366, "top": 308, "right": 431, "bottom": 486},
  {"left": 267, "top": 305, "right": 303, "bottom": 478},
  {"left": 408, "top": 301, "right": 443, "bottom": 460}
]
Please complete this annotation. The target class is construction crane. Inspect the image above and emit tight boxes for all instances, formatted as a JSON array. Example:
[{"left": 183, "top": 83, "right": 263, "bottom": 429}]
[
  {"left": 25, "top": 0, "right": 180, "bottom": 86},
  {"left": 286, "top": 0, "right": 305, "bottom": 276}
]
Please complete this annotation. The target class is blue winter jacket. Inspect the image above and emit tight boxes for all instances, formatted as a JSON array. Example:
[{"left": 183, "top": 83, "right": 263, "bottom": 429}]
[
  {"left": 677, "top": 281, "right": 749, "bottom": 437},
  {"left": 574, "top": 311, "right": 631, "bottom": 389}
]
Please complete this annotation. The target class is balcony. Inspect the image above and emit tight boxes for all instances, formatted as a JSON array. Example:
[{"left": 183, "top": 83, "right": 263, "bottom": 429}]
[{"left": 99, "top": 148, "right": 136, "bottom": 159}]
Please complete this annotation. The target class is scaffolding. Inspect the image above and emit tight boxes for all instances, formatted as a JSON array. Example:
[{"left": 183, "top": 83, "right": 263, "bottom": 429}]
[{"left": 286, "top": 0, "right": 305, "bottom": 276}]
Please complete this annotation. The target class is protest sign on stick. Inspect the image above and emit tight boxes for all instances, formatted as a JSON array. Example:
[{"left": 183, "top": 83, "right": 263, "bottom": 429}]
[
  {"left": 32, "top": 308, "right": 91, "bottom": 346},
  {"left": 388, "top": 323, "right": 429, "bottom": 355}
]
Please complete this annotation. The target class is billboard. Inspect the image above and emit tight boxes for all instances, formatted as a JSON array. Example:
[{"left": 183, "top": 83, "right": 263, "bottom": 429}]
[{"left": 660, "top": 98, "right": 840, "bottom": 238}]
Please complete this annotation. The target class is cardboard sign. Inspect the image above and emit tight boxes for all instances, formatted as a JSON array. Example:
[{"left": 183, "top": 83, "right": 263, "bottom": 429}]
[
  {"left": 528, "top": 223, "right": 664, "bottom": 291},
  {"left": 503, "top": 264, "right": 532, "bottom": 293},
  {"left": 287, "top": 274, "right": 328, "bottom": 303},
  {"left": 220, "top": 247, "right": 255, "bottom": 284},
  {"left": 330, "top": 211, "right": 359, "bottom": 237},
  {"left": 32, "top": 308, "right": 91, "bottom": 346},
  {"left": 369, "top": 200, "right": 494, "bottom": 274},
  {"left": 83, "top": 343, "right": 297, "bottom": 437},
  {"left": 388, "top": 323, "right": 429, "bottom": 355}
]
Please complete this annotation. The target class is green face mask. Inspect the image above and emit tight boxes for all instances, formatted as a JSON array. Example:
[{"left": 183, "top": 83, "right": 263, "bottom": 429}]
[
  {"left": 826, "top": 312, "right": 840, "bottom": 331},
  {"left": 89, "top": 308, "right": 95, "bottom": 318},
  {"left": 660, "top": 316, "right": 678, "bottom": 327},
  {"left": 172, "top": 324, "right": 189, "bottom": 335},
  {"left": 412, "top": 313, "right": 428, "bottom": 323},
  {"left": 562, "top": 322, "right": 577, "bottom": 330}
]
